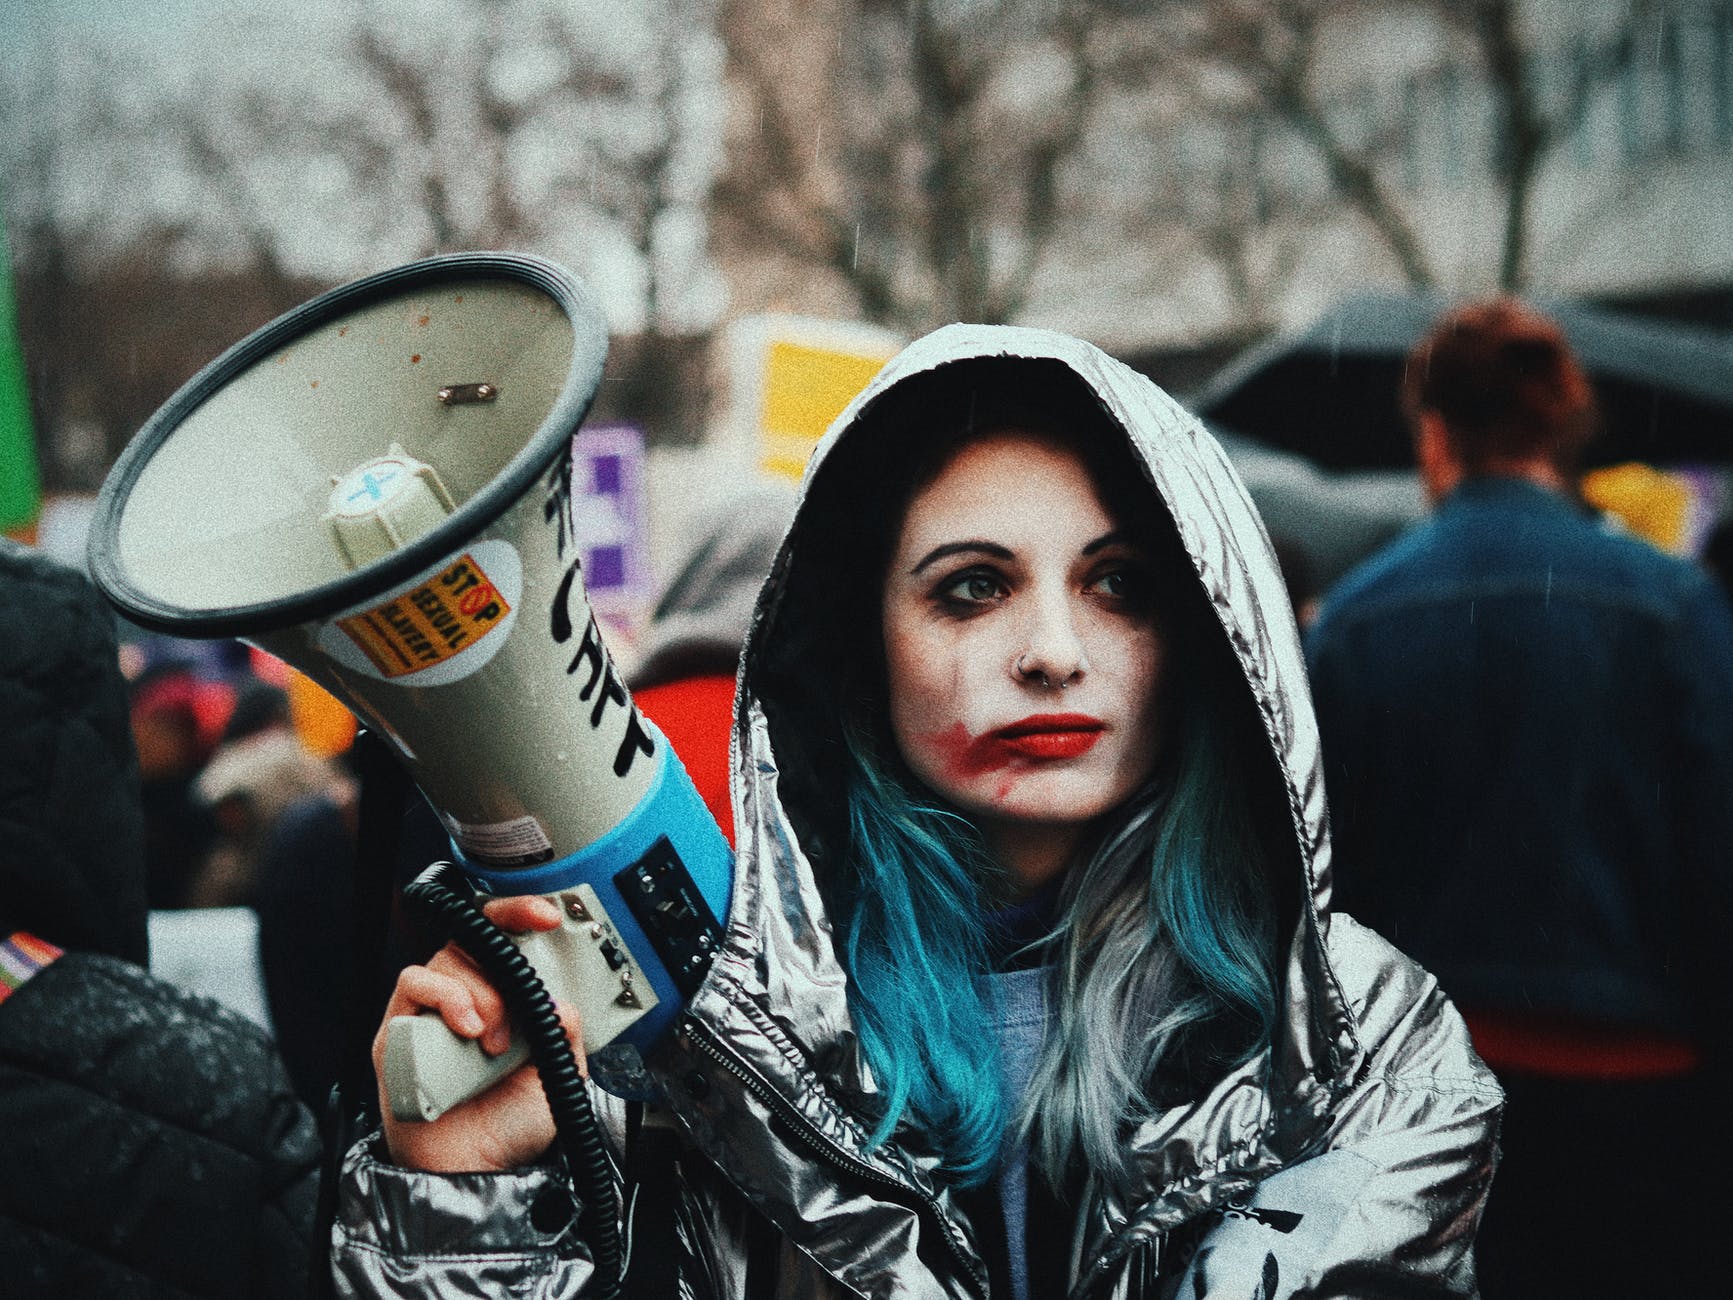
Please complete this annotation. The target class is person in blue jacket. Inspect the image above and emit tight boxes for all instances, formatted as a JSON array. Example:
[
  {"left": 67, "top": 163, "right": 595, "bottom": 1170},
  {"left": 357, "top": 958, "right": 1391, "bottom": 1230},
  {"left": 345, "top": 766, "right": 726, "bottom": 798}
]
[{"left": 1306, "top": 296, "right": 1733, "bottom": 1299}]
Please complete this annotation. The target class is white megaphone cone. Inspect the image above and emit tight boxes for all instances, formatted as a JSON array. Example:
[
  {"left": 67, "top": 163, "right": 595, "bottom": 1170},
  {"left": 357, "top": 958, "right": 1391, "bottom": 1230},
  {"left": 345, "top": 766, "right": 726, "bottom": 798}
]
[{"left": 88, "top": 253, "right": 733, "bottom": 1118}]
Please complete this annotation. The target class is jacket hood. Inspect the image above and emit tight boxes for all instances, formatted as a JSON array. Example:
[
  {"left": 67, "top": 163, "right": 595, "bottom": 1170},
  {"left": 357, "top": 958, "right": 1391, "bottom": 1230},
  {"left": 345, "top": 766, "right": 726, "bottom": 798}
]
[
  {"left": 660, "top": 326, "right": 1368, "bottom": 1291},
  {"left": 0, "top": 541, "right": 150, "bottom": 966}
]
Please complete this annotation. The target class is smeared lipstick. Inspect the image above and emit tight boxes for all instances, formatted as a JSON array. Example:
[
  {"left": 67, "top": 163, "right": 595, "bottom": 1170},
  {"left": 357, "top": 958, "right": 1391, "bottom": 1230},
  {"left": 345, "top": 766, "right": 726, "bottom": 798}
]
[{"left": 927, "top": 715, "right": 1107, "bottom": 780}]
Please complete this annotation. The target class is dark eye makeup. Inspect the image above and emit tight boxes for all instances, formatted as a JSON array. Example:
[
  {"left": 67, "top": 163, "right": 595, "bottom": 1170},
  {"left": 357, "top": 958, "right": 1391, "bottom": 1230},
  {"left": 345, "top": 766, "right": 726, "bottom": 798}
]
[
  {"left": 1085, "top": 559, "right": 1157, "bottom": 612},
  {"left": 931, "top": 565, "right": 1008, "bottom": 612},
  {"left": 924, "top": 552, "right": 1158, "bottom": 619}
]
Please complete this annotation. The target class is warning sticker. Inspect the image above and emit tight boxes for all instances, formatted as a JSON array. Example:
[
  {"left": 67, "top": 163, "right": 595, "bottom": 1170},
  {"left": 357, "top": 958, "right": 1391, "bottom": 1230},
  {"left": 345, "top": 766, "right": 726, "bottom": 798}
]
[
  {"left": 442, "top": 812, "right": 556, "bottom": 869},
  {"left": 337, "top": 552, "right": 512, "bottom": 679}
]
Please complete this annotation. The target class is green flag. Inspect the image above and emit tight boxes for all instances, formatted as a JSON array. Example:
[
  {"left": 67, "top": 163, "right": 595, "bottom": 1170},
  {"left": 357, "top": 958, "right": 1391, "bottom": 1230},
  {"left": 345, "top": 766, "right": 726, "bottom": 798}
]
[{"left": 0, "top": 207, "right": 40, "bottom": 535}]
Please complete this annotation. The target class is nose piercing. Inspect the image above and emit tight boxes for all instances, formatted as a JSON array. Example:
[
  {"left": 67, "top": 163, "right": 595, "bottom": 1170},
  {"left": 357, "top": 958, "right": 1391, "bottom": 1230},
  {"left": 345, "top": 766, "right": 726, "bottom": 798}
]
[{"left": 1016, "top": 654, "right": 1064, "bottom": 689}]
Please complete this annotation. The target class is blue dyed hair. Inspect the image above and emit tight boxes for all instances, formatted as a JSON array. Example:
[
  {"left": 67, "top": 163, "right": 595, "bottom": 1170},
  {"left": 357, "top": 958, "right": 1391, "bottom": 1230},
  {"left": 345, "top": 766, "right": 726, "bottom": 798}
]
[
  {"left": 835, "top": 625, "right": 1279, "bottom": 1194},
  {"left": 839, "top": 721, "right": 1009, "bottom": 1183}
]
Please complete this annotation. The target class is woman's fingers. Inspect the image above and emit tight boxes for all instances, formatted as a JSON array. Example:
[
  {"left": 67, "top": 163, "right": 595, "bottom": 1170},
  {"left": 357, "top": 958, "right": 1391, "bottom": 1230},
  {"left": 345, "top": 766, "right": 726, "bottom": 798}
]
[
  {"left": 377, "top": 897, "right": 562, "bottom": 1057},
  {"left": 423, "top": 945, "right": 513, "bottom": 1053},
  {"left": 391, "top": 962, "right": 488, "bottom": 1037},
  {"left": 373, "top": 943, "right": 516, "bottom": 1068},
  {"left": 370, "top": 894, "right": 595, "bottom": 1172},
  {"left": 481, "top": 893, "right": 564, "bottom": 933}
]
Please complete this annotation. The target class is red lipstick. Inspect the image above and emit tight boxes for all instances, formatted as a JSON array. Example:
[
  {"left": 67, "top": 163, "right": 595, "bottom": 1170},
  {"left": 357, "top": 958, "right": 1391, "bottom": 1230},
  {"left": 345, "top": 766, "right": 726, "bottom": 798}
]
[{"left": 984, "top": 713, "right": 1105, "bottom": 761}]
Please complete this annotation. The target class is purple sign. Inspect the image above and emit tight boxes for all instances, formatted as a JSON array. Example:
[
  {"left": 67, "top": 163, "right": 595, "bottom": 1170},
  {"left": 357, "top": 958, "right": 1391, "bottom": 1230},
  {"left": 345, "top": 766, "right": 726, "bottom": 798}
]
[{"left": 568, "top": 423, "right": 650, "bottom": 622}]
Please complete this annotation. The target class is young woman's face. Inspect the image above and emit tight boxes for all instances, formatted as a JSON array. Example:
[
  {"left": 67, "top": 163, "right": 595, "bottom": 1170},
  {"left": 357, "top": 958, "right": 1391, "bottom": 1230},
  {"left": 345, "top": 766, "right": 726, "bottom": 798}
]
[{"left": 882, "top": 429, "right": 1168, "bottom": 870}]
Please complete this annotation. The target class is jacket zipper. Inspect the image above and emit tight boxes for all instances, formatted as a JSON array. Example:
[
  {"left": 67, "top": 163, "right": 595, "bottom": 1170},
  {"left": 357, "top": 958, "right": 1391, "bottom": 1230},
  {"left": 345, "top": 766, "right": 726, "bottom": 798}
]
[
  {"left": 683, "top": 1018, "right": 990, "bottom": 1299},
  {"left": 1067, "top": 1222, "right": 1157, "bottom": 1300}
]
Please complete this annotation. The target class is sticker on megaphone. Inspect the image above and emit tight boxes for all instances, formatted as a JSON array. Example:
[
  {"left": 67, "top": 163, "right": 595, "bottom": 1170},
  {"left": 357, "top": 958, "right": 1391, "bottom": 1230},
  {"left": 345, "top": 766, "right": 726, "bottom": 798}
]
[{"left": 317, "top": 540, "right": 523, "bottom": 687}]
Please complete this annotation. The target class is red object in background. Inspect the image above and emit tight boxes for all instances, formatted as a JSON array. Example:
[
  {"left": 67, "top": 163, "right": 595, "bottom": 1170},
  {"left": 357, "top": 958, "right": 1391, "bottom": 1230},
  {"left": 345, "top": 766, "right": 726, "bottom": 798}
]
[
  {"left": 130, "top": 669, "right": 236, "bottom": 762},
  {"left": 633, "top": 674, "right": 737, "bottom": 847},
  {"left": 248, "top": 646, "right": 294, "bottom": 687},
  {"left": 1463, "top": 1007, "right": 1702, "bottom": 1082}
]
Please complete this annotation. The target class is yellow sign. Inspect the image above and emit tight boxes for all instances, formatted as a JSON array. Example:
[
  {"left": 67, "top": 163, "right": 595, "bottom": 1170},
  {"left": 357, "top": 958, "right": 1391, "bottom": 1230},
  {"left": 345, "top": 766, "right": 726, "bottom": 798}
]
[
  {"left": 338, "top": 552, "right": 512, "bottom": 679},
  {"left": 759, "top": 339, "right": 894, "bottom": 480},
  {"left": 1582, "top": 462, "right": 1693, "bottom": 553}
]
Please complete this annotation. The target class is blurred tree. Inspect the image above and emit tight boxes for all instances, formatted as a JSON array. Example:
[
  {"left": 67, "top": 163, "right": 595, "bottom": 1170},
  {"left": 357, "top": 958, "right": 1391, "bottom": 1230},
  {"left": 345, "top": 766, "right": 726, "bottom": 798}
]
[
  {"left": 0, "top": 0, "right": 729, "bottom": 488},
  {"left": 1, "top": 42, "right": 141, "bottom": 492},
  {"left": 1156, "top": 0, "right": 1442, "bottom": 289},
  {"left": 713, "top": 0, "right": 1110, "bottom": 331},
  {"left": 1146, "top": 0, "right": 1642, "bottom": 293},
  {"left": 1457, "top": 0, "right": 1629, "bottom": 291},
  {"left": 709, "top": 0, "right": 1659, "bottom": 338},
  {"left": 3, "top": 0, "right": 1722, "bottom": 489},
  {"left": 342, "top": 0, "right": 723, "bottom": 327},
  {"left": 346, "top": 0, "right": 726, "bottom": 433}
]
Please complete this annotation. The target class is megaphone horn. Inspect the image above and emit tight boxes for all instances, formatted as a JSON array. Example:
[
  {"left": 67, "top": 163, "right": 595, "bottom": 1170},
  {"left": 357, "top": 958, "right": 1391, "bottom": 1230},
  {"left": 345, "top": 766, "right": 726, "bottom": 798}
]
[{"left": 89, "top": 252, "right": 733, "bottom": 1113}]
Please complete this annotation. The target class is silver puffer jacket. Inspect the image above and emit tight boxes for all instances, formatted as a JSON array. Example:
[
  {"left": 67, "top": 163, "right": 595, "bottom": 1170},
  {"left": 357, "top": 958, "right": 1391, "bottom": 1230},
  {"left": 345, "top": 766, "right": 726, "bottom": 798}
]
[{"left": 335, "top": 325, "right": 1502, "bottom": 1299}]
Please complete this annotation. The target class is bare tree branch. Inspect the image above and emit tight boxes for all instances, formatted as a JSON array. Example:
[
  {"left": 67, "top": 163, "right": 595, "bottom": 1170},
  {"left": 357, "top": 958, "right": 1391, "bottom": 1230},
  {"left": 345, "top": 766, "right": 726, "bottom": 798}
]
[
  {"left": 714, "top": 0, "right": 1111, "bottom": 330},
  {"left": 1184, "top": 0, "right": 1438, "bottom": 288}
]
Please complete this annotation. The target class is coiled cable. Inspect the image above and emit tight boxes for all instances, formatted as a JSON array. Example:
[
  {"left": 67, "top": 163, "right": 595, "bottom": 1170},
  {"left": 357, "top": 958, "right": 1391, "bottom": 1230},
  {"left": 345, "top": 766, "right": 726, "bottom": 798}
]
[{"left": 401, "top": 861, "right": 624, "bottom": 1299}]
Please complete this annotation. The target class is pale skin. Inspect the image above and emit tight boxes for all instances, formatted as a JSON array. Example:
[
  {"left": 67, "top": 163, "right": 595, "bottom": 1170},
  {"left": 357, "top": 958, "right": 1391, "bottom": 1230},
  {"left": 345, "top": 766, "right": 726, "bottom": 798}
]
[
  {"left": 378, "top": 427, "right": 1169, "bottom": 1167},
  {"left": 882, "top": 428, "right": 1167, "bottom": 896}
]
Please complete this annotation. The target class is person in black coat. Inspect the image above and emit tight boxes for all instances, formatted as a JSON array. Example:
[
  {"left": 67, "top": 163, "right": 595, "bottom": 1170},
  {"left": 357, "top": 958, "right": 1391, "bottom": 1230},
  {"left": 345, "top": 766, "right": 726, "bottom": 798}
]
[{"left": 0, "top": 539, "right": 322, "bottom": 1298}]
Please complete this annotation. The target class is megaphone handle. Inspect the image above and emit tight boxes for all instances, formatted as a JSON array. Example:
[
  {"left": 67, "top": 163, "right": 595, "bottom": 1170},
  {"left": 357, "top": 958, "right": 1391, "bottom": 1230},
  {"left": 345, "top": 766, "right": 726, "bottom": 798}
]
[
  {"left": 381, "top": 893, "right": 652, "bottom": 1121},
  {"left": 381, "top": 915, "right": 565, "bottom": 1123},
  {"left": 383, "top": 1010, "right": 533, "bottom": 1122}
]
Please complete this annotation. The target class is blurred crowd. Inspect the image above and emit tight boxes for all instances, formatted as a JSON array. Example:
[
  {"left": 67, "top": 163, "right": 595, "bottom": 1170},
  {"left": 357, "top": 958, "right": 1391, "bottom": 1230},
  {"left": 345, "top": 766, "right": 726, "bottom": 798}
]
[
  {"left": 128, "top": 647, "right": 356, "bottom": 913},
  {"left": 1, "top": 295, "right": 1730, "bottom": 1297},
  {"left": 119, "top": 640, "right": 362, "bottom": 1101}
]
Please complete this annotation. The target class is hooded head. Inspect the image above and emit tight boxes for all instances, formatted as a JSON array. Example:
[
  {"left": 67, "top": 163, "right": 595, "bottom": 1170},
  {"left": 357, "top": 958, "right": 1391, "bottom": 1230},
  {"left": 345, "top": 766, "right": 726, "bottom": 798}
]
[{"left": 728, "top": 329, "right": 1345, "bottom": 1194}]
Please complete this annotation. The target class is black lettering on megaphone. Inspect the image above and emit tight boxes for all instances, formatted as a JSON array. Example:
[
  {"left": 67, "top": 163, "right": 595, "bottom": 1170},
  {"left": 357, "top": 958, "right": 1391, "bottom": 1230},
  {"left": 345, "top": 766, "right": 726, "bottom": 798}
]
[
  {"left": 546, "top": 523, "right": 656, "bottom": 781},
  {"left": 573, "top": 618, "right": 627, "bottom": 723},
  {"left": 543, "top": 453, "right": 575, "bottom": 560}
]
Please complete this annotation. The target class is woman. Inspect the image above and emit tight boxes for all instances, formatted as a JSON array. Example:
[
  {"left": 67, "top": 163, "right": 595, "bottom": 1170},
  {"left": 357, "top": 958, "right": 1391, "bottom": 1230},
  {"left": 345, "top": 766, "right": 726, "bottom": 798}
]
[{"left": 335, "top": 326, "right": 1502, "bottom": 1298}]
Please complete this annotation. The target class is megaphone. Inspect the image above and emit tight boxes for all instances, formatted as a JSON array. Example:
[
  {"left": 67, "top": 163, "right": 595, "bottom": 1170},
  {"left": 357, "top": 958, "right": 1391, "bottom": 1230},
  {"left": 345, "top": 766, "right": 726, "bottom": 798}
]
[{"left": 88, "top": 252, "right": 732, "bottom": 1117}]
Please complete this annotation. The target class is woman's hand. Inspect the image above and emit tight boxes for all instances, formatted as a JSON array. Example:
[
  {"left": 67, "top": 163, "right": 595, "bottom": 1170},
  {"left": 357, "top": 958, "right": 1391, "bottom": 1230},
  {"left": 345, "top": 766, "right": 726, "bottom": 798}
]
[{"left": 373, "top": 895, "right": 585, "bottom": 1173}]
